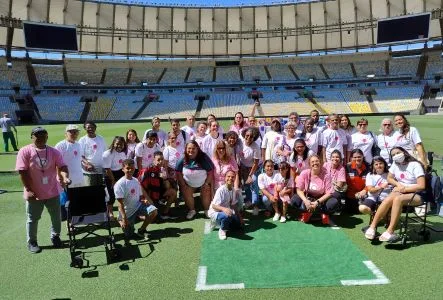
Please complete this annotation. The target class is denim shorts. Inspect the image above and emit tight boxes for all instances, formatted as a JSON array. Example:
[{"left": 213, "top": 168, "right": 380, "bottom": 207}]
[{"left": 127, "top": 203, "right": 157, "bottom": 225}]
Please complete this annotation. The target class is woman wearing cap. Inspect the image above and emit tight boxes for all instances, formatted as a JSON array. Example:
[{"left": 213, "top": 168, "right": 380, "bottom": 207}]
[
  {"left": 261, "top": 118, "right": 284, "bottom": 163},
  {"left": 176, "top": 141, "right": 214, "bottom": 219},
  {"left": 393, "top": 114, "right": 427, "bottom": 170},
  {"left": 16, "top": 127, "right": 71, "bottom": 253},
  {"left": 376, "top": 118, "right": 396, "bottom": 165},
  {"left": 364, "top": 146, "right": 425, "bottom": 243},
  {"left": 143, "top": 117, "right": 168, "bottom": 149}
]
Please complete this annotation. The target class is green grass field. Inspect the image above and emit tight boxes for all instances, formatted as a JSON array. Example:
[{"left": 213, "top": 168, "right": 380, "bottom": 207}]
[{"left": 1, "top": 115, "right": 443, "bottom": 299}]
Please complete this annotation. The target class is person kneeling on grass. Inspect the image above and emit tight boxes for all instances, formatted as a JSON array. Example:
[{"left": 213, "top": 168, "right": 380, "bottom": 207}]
[
  {"left": 208, "top": 170, "right": 242, "bottom": 240},
  {"left": 363, "top": 147, "right": 425, "bottom": 243},
  {"left": 138, "top": 151, "right": 178, "bottom": 220},
  {"left": 114, "top": 159, "right": 158, "bottom": 244}
]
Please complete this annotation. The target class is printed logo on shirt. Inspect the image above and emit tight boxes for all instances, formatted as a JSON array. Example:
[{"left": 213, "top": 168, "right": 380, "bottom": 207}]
[
  {"left": 335, "top": 136, "right": 339, "bottom": 141},
  {"left": 362, "top": 138, "right": 367, "bottom": 143},
  {"left": 175, "top": 152, "right": 180, "bottom": 158},
  {"left": 400, "top": 173, "right": 405, "bottom": 179},
  {"left": 130, "top": 188, "right": 136, "bottom": 194},
  {"left": 93, "top": 144, "right": 97, "bottom": 149},
  {"left": 176, "top": 141, "right": 181, "bottom": 146},
  {"left": 118, "top": 159, "right": 123, "bottom": 164},
  {"left": 73, "top": 151, "right": 78, "bottom": 156}
]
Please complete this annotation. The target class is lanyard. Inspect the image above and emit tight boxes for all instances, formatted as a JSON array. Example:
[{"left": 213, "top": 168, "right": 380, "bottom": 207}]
[{"left": 35, "top": 146, "right": 48, "bottom": 173}]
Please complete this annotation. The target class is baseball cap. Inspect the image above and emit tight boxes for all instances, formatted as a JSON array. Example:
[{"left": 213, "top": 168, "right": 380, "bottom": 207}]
[
  {"left": 66, "top": 124, "right": 79, "bottom": 132},
  {"left": 31, "top": 127, "right": 47, "bottom": 137}
]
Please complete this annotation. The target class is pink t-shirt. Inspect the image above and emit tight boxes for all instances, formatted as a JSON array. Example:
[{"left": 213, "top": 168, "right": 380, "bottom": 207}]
[
  {"left": 212, "top": 157, "right": 239, "bottom": 190},
  {"left": 323, "top": 161, "right": 346, "bottom": 183},
  {"left": 296, "top": 168, "right": 333, "bottom": 198},
  {"left": 16, "top": 144, "right": 66, "bottom": 200}
]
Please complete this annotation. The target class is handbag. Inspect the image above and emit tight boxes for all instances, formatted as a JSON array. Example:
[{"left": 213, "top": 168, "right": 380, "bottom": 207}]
[{"left": 369, "top": 132, "right": 381, "bottom": 157}]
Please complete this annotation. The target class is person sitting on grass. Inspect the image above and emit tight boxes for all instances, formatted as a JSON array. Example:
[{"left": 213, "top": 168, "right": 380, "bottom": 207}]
[
  {"left": 114, "top": 159, "right": 158, "bottom": 244},
  {"left": 138, "top": 151, "right": 177, "bottom": 220},
  {"left": 257, "top": 159, "right": 278, "bottom": 217},
  {"left": 363, "top": 147, "right": 426, "bottom": 243},
  {"left": 208, "top": 170, "right": 242, "bottom": 240},
  {"left": 359, "top": 156, "right": 391, "bottom": 215}
]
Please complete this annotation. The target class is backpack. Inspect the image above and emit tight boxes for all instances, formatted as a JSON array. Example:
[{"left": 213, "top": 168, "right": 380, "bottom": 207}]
[{"left": 168, "top": 130, "right": 187, "bottom": 143}]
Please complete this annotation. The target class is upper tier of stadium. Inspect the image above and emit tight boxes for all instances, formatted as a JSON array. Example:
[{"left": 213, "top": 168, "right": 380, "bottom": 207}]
[{"left": 88, "top": 0, "right": 313, "bottom": 8}]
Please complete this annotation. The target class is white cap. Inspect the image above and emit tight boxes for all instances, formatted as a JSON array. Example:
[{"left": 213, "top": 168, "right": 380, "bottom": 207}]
[{"left": 65, "top": 124, "right": 79, "bottom": 132}]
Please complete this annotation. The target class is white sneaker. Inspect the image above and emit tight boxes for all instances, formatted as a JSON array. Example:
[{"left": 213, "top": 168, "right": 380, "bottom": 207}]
[
  {"left": 273, "top": 213, "right": 281, "bottom": 221},
  {"left": 218, "top": 228, "right": 227, "bottom": 240},
  {"left": 209, "top": 218, "right": 216, "bottom": 231},
  {"left": 252, "top": 206, "right": 259, "bottom": 216},
  {"left": 186, "top": 210, "right": 197, "bottom": 220},
  {"left": 280, "top": 216, "right": 287, "bottom": 223}
]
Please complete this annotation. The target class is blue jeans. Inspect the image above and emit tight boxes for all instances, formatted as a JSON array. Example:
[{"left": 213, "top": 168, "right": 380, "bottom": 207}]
[
  {"left": 216, "top": 212, "right": 241, "bottom": 231},
  {"left": 26, "top": 196, "right": 61, "bottom": 243},
  {"left": 2, "top": 131, "right": 18, "bottom": 152},
  {"left": 240, "top": 165, "right": 260, "bottom": 205}
]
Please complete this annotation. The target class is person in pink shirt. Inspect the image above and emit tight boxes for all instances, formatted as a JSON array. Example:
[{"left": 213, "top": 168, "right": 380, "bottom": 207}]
[
  {"left": 211, "top": 140, "right": 239, "bottom": 191},
  {"left": 323, "top": 149, "right": 347, "bottom": 202},
  {"left": 229, "top": 112, "right": 248, "bottom": 136},
  {"left": 16, "top": 127, "right": 71, "bottom": 253},
  {"left": 290, "top": 155, "right": 339, "bottom": 225}
]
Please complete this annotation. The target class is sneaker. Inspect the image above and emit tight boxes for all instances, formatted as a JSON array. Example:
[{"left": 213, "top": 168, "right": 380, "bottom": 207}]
[
  {"left": 218, "top": 228, "right": 227, "bottom": 240},
  {"left": 299, "top": 212, "right": 312, "bottom": 223},
  {"left": 364, "top": 227, "right": 376, "bottom": 240},
  {"left": 280, "top": 216, "right": 287, "bottom": 223},
  {"left": 186, "top": 210, "right": 197, "bottom": 220},
  {"left": 28, "top": 241, "right": 41, "bottom": 253},
  {"left": 252, "top": 206, "right": 259, "bottom": 216},
  {"left": 209, "top": 218, "right": 216, "bottom": 231},
  {"left": 379, "top": 231, "right": 400, "bottom": 243},
  {"left": 273, "top": 213, "right": 281, "bottom": 221},
  {"left": 51, "top": 235, "right": 63, "bottom": 248},
  {"left": 321, "top": 214, "right": 330, "bottom": 225},
  {"left": 136, "top": 228, "right": 149, "bottom": 239}
]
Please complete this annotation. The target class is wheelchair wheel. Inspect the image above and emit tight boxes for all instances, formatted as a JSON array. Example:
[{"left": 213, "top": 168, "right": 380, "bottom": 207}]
[
  {"left": 401, "top": 236, "right": 407, "bottom": 246},
  {"left": 423, "top": 230, "right": 431, "bottom": 242},
  {"left": 70, "top": 256, "right": 84, "bottom": 268}
]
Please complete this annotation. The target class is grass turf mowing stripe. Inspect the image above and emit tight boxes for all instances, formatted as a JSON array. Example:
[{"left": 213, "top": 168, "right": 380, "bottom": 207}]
[{"left": 197, "top": 218, "right": 389, "bottom": 289}]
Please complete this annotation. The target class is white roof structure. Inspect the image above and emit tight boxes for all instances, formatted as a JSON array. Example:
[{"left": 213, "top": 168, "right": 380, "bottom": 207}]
[{"left": 0, "top": 0, "right": 441, "bottom": 57}]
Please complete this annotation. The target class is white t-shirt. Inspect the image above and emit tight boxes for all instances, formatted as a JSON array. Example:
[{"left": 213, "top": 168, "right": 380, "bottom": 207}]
[
  {"left": 321, "top": 128, "right": 348, "bottom": 161},
  {"left": 258, "top": 171, "right": 277, "bottom": 194},
  {"left": 181, "top": 125, "right": 196, "bottom": 140},
  {"left": 201, "top": 133, "right": 223, "bottom": 158},
  {"left": 389, "top": 161, "right": 424, "bottom": 187},
  {"left": 261, "top": 131, "right": 284, "bottom": 160},
  {"left": 393, "top": 127, "right": 422, "bottom": 154},
  {"left": 78, "top": 135, "right": 107, "bottom": 172},
  {"left": 135, "top": 142, "right": 162, "bottom": 169},
  {"left": 303, "top": 128, "right": 322, "bottom": 155},
  {"left": 114, "top": 177, "right": 143, "bottom": 219},
  {"left": 194, "top": 134, "right": 206, "bottom": 149},
  {"left": 351, "top": 131, "right": 375, "bottom": 163},
  {"left": 143, "top": 129, "right": 168, "bottom": 148},
  {"left": 239, "top": 142, "right": 260, "bottom": 168},
  {"left": 365, "top": 173, "right": 390, "bottom": 201},
  {"left": 163, "top": 146, "right": 183, "bottom": 169},
  {"left": 55, "top": 140, "right": 85, "bottom": 187},
  {"left": 208, "top": 184, "right": 238, "bottom": 221},
  {"left": 126, "top": 142, "right": 138, "bottom": 168},
  {"left": 102, "top": 149, "right": 127, "bottom": 171},
  {"left": 377, "top": 132, "right": 397, "bottom": 164},
  {"left": 274, "top": 173, "right": 294, "bottom": 189},
  {"left": 289, "top": 151, "right": 314, "bottom": 173},
  {"left": 171, "top": 130, "right": 190, "bottom": 154}
]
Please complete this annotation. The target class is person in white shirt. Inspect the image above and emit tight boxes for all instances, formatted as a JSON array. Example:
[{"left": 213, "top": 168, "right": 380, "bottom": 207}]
[
  {"left": 206, "top": 114, "right": 224, "bottom": 136},
  {"left": 181, "top": 115, "right": 196, "bottom": 140},
  {"left": 163, "top": 132, "right": 183, "bottom": 180},
  {"left": 0, "top": 113, "right": 18, "bottom": 152},
  {"left": 143, "top": 117, "right": 168, "bottom": 148},
  {"left": 135, "top": 131, "right": 162, "bottom": 170},
  {"left": 300, "top": 118, "right": 322, "bottom": 156},
  {"left": 194, "top": 121, "right": 208, "bottom": 149},
  {"left": 78, "top": 121, "right": 107, "bottom": 186},
  {"left": 201, "top": 120, "right": 223, "bottom": 157},
  {"left": 393, "top": 114, "right": 427, "bottom": 170},
  {"left": 376, "top": 118, "right": 396, "bottom": 165},
  {"left": 261, "top": 118, "right": 284, "bottom": 162},
  {"left": 239, "top": 127, "right": 261, "bottom": 209},
  {"left": 257, "top": 160, "right": 278, "bottom": 216},
  {"left": 286, "top": 112, "right": 303, "bottom": 138},
  {"left": 125, "top": 129, "right": 140, "bottom": 176},
  {"left": 364, "top": 147, "right": 425, "bottom": 243},
  {"left": 351, "top": 118, "right": 376, "bottom": 164},
  {"left": 208, "top": 170, "right": 242, "bottom": 240},
  {"left": 170, "top": 119, "right": 190, "bottom": 154},
  {"left": 114, "top": 159, "right": 157, "bottom": 244},
  {"left": 321, "top": 114, "right": 348, "bottom": 163}
]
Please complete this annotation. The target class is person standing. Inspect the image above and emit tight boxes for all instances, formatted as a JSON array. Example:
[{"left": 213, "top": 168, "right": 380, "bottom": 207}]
[
  {"left": 181, "top": 115, "right": 196, "bottom": 140},
  {"left": 0, "top": 113, "right": 18, "bottom": 152},
  {"left": 16, "top": 127, "right": 71, "bottom": 253}
]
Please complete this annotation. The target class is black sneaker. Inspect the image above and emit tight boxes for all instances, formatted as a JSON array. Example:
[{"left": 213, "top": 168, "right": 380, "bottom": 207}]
[
  {"left": 28, "top": 241, "right": 41, "bottom": 253},
  {"left": 136, "top": 228, "right": 149, "bottom": 239},
  {"left": 51, "top": 235, "right": 63, "bottom": 248}
]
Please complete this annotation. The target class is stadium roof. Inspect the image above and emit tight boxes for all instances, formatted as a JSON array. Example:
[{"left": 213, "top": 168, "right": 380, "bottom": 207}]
[{"left": 89, "top": 0, "right": 315, "bottom": 8}]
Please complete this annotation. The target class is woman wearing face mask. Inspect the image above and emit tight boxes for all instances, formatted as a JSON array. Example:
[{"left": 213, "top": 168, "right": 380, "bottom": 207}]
[
  {"left": 376, "top": 118, "right": 396, "bottom": 165},
  {"left": 393, "top": 114, "right": 427, "bottom": 170},
  {"left": 364, "top": 147, "right": 426, "bottom": 243},
  {"left": 300, "top": 118, "right": 322, "bottom": 156},
  {"left": 345, "top": 149, "right": 370, "bottom": 214}
]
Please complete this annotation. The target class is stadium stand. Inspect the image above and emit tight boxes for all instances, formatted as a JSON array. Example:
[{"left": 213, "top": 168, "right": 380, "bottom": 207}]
[
  {"left": 340, "top": 89, "right": 372, "bottom": 114},
  {"left": 425, "top": 55, "right": 443, "bottom": 79},
  {"left": 199, "top": 92, "right": 251, "bottom": 118},
  {"left": 104, "top": 68, "right": 129, "bottom": 85},
  {"left": 242, "top": 65, "right": 269, "bottom": 82},
  {"left": 137, "top": 93, "right": 198, "bottom": 119},
  {"left": 65, "top": 60, "right": 103, "bottom": 84},
  {"left": 389, "top": 56, "right": 420, "bottom": 77},
  {"left": 0, "top": 58, "right": 29, "bottom": 89},
  {"left": 34, "top": 65, "right": 65, "bottom": 86},
  {"left": 353, "top": 60, "right": 386, "bottom": 78},
  {"left": 267, "top": 64, "right": 295, "bottom": 81},
  {"left": 88, "top": 97, "right": 117, "bottom": 120},
  {"left": 215, "top": 67, "right": 241, "bottom": 83},
  {"left": 260, "top": 91, "right": 316, "bottom": 116},
  {"left": 292, "top": 63, "right": 325, "bottom": 80},
  {"left": 34, "top": 95, "right": 84, "bottom": 121},
  {"left": 161, "top": 67, "right": 188, "bottom": 84},
  {"left": 106, "top": 94, "right": 146, "bottom": 120},
  {"left": 312, "top": 90, "right": 352, "bottom": 114},
  {"left": 187, "top": 66, "right": 214, "bottom": 83},
  {"left": 130, "top": 67, "right": 164, "bottom": 85},
  {"left": 0, "top": 96, "right": 20, "bottom": 120},
  {"left": 322, "top": 62, "right": 354, "bottom": 79},
  {"left": 372, "top": 86, "right": 423, "bottom": 113}
]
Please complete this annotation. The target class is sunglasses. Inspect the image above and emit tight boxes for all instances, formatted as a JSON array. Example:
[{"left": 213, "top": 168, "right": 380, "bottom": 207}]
[{"left": 382, "top": 124, "right": 392, "bottom": 126}]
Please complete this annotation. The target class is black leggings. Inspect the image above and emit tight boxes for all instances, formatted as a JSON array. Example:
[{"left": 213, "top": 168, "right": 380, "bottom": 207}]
[{"left": 290, "top": 194, "right": 340, "bottom": 214}]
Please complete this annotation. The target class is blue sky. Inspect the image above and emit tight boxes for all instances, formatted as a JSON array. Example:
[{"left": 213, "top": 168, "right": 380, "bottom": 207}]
[{"left": 91, "top": 0, "right": 310, "bottom": 8}]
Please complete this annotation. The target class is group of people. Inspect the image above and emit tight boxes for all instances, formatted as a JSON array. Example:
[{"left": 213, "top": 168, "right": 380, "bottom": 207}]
[{"left": 15, "top": 109, "right": 430, "bottom": 251}]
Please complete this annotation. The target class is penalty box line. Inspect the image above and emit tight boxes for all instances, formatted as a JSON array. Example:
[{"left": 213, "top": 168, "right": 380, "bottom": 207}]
[
  {"left": 195, "top": 266, "right": 245, "bottom": 291},
  {"left": 341, "top": 260, "right": 390, "bottom": 286}
]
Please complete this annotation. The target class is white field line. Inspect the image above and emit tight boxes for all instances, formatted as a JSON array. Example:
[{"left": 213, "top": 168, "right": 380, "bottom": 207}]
[
  {"left": 195, "top": 266, "right": 245, "bottom": 291},
  {"left": 341, "top": 260, "right": 390, "bottom": 286}
]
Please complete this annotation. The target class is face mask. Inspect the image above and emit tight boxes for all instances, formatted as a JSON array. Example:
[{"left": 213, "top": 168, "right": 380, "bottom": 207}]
[{"left": 392, "top": 153, "right": 405, "bottom": 163}]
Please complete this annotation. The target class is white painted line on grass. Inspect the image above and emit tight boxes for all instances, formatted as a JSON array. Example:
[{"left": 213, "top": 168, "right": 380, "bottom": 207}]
[
  {"left": 204, "top": 221, "right": 211, "bottom": 235},
  {"left": 196, "top": 266, "right": 245, "bottom": 291},
  {"left": 341, "top": 260, "right": 390, "bottom": 286}
]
